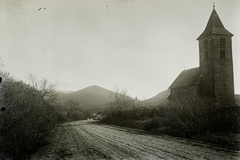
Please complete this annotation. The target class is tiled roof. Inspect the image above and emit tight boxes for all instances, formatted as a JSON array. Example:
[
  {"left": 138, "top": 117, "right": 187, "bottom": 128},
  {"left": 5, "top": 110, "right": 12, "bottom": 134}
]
[
  {"left": 197, "top": 9, "right": 233, "bottom": 40},
  {"left": 169, "top": 67, "right": 200, "bottom": 89}
]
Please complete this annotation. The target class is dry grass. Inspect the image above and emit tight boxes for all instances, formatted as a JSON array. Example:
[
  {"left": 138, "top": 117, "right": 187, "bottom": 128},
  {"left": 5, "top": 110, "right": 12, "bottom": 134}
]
[{"left": 101, "top": 95, "right": 240, "bottom": 148}]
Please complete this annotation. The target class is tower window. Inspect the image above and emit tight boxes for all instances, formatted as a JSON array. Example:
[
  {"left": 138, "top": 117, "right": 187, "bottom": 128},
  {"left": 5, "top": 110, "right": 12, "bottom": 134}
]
[
  {"left": 220, "top": 38, "right": 225, "bottom": 47},
  {"left": 211, "top": 39, "right": 214, "bottom": 48},
  {"left": 220, "top": 49, "right": 226, "bottom": 59},
  {"left": 204, "top": 39, "right": 208, "bottom": 49},
  {"left": 204, "top": 51, "right": 208, "bottom": 60}
]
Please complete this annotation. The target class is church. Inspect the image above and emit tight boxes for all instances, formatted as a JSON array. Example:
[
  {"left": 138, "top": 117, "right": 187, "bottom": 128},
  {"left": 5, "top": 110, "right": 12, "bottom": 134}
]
[{"left": 168, "top": 6, "right": 235, "bottom": 106}]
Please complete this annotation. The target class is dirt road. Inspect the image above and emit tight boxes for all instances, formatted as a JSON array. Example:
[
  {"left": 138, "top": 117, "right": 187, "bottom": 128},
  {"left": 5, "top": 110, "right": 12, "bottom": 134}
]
[{"left": 32, "top": 120, "right": 239, "bottom": 159}]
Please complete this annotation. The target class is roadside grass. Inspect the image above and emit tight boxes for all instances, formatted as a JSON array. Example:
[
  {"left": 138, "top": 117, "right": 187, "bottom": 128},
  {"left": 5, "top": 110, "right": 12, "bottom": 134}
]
[
  {"left": 192, "top": 132, "right": 240, "bottom": 150},
  {"left": 101, "top": 117, "right": 240, "bottom": 150},
  {"left": 101, "top": 117, "right": 149, "bottom": 129},
  {"left": 31, "top": 123, "right": 112, "bottom": 160},
  {"left": 101, "top": 95, "right": 240, "bottom": 149},
  {"left": 30, "top": 126, "right": 74, "bottom": 159}
]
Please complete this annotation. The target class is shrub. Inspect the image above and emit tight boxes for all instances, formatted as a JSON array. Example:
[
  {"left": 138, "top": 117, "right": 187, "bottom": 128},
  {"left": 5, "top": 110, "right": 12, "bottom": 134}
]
[
  {"left": 151, "top": 95, "right": 240, "bottom": 137},
  {"left": 144, "top": 117, "right": 162, "bottom": 131},
  {"left": 102, "top": 89, "right": 239, "bottom": 139},
  {"left": 0, "top": 74, "right": 58, "bottom": 159},
  {"left": 67, "top": 109, "right": 86, "bottom": 120},
  {"left": 104, "top": 85, "right": 135, "bottom": 119}
]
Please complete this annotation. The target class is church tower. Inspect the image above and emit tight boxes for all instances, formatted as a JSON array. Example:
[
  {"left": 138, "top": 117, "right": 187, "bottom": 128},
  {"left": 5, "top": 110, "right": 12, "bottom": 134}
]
[{"left": 197, "top": 6, "right": 235, "bottom": 106}]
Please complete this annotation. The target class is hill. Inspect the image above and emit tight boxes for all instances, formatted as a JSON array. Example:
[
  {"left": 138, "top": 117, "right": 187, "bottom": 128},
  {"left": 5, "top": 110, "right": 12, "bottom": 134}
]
[
  {"left": 55, "top": 92, "right": 68, "bottom": 99},
  {"left": 56, "top": 86, "right": 240, "bottom": 111},
  {"left": 144, "top": 90, "right": 170, "bottom": 107},
  {"left": 57, "top": 85, "right": 113, "bottom": 111}
]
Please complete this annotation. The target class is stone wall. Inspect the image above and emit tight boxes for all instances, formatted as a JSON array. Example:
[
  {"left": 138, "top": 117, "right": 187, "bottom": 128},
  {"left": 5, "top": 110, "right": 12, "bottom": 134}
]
[
  {"left": 169, "top": 86, "right": 199, "bottom": 100},
  {"left": 198, "top": 35, "right": 235, "bottom": 106}
]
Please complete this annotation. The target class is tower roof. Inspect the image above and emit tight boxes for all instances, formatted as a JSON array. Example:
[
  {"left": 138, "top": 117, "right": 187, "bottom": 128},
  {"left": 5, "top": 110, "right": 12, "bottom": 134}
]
[{"left": 197, "top": 8, "right": 233, "bottom": 40}]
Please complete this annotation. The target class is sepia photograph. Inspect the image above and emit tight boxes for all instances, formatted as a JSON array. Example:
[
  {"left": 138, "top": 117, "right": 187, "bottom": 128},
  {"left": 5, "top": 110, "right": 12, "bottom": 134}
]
[{"left": 0, "top": 0, "right": 240, "bottom": 159}]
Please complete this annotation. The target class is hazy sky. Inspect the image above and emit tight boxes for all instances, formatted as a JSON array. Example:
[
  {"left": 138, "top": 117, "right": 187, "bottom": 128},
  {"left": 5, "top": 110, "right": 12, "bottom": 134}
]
[{"left": 1, "top": 0, "right": 240, "bottom": 99}]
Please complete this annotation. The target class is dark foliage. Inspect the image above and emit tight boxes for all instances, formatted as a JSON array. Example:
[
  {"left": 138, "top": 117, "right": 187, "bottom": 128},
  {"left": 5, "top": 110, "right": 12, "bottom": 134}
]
[
  {"left": 102, "top": 94, "right": 240, "bottom": 139},
  {"left": 0, "top": 75, "right": 58, "bottom": 159},
  {"left": 143, "top": 96, "right": 240, "bottom": 137},
  {"left": 54, "top": 99, "right": 89, "bottom": 122}
]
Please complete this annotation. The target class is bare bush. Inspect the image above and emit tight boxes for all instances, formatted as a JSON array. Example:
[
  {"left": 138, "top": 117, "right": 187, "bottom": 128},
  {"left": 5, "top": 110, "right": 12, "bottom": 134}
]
[
  {"left": 27, "top": 74, "right": 57, "bottom": 105},
  {"left": 102, "top": 91, "right": 239, "bottom": 139},
  {"left": 64, "top": 99, "right": 87, "bottom": 120},
  {"left": 104, "top": 85, "right": 134, "bottom": 119},
  {"left": 145, "top": 95, "right": 239, "bottom": 137},
  {"left": 0, "top": 73, "right": 58, "bottom": 159},
  {"left": 54, "top": 99, "right": 89, "bottom": 122}
]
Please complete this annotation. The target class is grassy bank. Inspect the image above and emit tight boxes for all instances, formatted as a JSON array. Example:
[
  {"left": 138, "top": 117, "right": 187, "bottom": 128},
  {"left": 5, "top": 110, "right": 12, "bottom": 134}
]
[{"left": 100, "top": 95, "right": 240, "bottom": 149}]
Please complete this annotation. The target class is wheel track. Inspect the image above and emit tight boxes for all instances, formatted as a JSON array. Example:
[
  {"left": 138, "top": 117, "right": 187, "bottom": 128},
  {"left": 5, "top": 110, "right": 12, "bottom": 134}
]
[
  {"left": 52, "top": 121, "right": 240, "bottom": 160},
  {"left": 92, "top": 125, "right": 207, "bottom": 160},
  {"left": 79, "top": 125, "right": 176, "bottom": 159},
  {"left": 82, "top": 124, "right": 169, "bottom": 159},
  {"left": 81, "top": 125, "right": 212, "bottom": 159},
  {"left": 90, "top": 123, "right": 239, "bottom": 159},
  {"left": 74, "top": 125, "right": 136, "bottom": 159}
]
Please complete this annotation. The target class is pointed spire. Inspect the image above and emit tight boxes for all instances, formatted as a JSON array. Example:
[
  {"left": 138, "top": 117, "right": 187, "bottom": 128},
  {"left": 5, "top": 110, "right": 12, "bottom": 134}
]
[
  {"left": 197, "top": 7, "right": 233, "bottom": 40},
  {"left": 213, "top": 2, "right": 215, "bottom": 10}
]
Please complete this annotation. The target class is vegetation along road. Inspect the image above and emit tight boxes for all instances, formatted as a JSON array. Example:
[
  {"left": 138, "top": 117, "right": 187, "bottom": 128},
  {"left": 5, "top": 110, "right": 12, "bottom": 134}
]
[{"left": 32, "top": 120, "right": 239, "bottom": 160}]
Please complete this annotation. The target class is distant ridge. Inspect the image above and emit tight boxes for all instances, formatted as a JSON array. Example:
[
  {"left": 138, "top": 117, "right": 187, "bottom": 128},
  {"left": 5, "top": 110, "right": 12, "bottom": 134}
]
[
  {"left": 56, "top": 85, "right": 113, "bottom": 111},
  {"left": 56, "top": 90, "right": 73, "bottom": 94},
  {"left": 145, "top": 90, "right": 170, "bottom": 107},
  {"left": 55, "top": 85, "right": 240, "bottom": 111}
]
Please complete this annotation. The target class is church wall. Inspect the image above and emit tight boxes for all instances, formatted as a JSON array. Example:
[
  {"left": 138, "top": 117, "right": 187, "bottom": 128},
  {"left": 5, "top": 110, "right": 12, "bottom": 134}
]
[{"left": 170, "top": 86, "right": 199, "bottom": 99}]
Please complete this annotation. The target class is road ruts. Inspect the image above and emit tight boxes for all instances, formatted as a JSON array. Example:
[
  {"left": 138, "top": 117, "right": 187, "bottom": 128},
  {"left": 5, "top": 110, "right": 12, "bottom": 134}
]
[
  {"left": 31, "top": 120, "right": 240, "bottom": 159},
  {"left": 69, "top": 121, "right": 239, "bottom": 160}
]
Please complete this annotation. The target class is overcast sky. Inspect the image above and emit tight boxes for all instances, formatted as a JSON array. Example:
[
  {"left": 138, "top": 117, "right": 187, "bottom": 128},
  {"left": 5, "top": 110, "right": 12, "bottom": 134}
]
[{"left": 0, "top": 0, "right": 239, "bottom": 99}]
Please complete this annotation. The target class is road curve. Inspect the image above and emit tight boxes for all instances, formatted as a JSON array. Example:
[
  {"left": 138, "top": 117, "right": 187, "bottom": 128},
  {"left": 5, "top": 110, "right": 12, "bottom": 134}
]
[{"left": 32, "top": 120, "right": 240, "bottom": 159}]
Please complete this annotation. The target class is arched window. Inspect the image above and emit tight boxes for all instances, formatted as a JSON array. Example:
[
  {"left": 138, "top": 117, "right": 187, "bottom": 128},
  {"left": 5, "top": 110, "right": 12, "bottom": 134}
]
[
  {"left": 204, "top": 50, "right": 208, "bottom": 60},
  {"left": 220, "top": 38, "right": 225, "bottom": 47},
  {"left": 220, "top": 49, "right": 226, "bottom": 59},
  {"left": 204, "top": 39, "right": 208, "bottom": 49},
  {"left": 211, "top": 39, "right": 214, "bottom": 49}
]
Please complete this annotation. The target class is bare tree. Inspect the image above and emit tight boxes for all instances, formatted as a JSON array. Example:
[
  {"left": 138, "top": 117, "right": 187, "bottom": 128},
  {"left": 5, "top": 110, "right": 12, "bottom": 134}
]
[
  {"left": 63, "top": 99, "right": 87, "bottom": 120},
  {"left": 64, "top": 99, "right": 80, "bottom": 111},
  {"left": 107, "top": 85, "right": 134, "bottom": 117},
  {"left": 27, "top": 74, "right": 57, "bottom": 104}
]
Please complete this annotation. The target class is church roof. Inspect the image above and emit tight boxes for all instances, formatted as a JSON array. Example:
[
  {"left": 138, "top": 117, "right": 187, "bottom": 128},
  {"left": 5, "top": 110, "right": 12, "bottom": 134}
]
[
  {"left": 197, "top": 8, "right": 233, "bottom": 40},
  {"left": 169, "top": 67, "right": 200, "bottom": 89}
]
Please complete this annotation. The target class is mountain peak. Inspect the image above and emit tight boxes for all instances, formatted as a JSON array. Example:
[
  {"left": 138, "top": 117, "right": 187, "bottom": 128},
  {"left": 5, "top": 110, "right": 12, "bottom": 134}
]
[
  {"left": 84, "top": 85, "right": 104, "bottom": 89},
  {"left": 57, "top": 85, "right": 112, "bottom": 111},
  {"left": 80, "top": 85, "right": 111, "bottom": 93}
]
